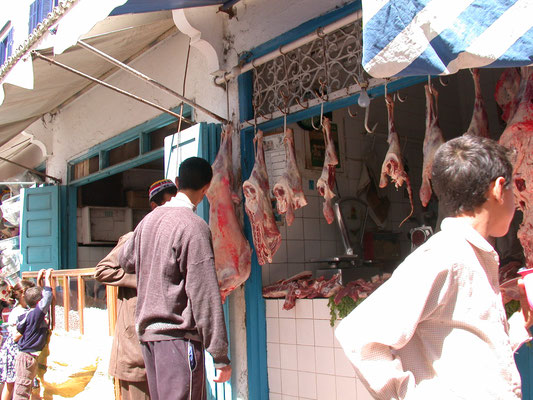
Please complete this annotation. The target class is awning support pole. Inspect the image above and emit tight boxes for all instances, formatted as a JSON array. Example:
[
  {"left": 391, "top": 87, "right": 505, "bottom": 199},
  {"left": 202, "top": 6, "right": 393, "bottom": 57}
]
[
  {"left": 76, "top": 40, "right": 229, "bottom": 124},
  {"left": 0, "top": 155, "right": 61, "bottom": 183},
  {"left": 31, "top": 51, "right": 195, "bottom": 126}
]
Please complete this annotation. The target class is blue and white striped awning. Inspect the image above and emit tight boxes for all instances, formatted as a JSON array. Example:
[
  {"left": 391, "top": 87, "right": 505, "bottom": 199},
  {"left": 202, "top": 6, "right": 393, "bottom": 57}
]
[{"left": 362, "top": 0, "right": 533, "bottom": 78}]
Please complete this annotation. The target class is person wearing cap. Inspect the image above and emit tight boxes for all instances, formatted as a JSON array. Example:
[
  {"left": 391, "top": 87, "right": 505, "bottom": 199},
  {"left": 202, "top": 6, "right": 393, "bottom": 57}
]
[
  {"left": 148, "top": 179, "right": 177, "bottom": 210},
  {"left": 95, "top": 179, "right": 177, "bottom": 400}
]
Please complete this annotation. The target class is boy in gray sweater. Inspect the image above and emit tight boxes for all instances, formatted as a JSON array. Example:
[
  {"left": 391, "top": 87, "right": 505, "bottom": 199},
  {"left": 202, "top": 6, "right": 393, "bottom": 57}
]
[{"left": 119, "top": 157, "right": 231, "bottom": 400}]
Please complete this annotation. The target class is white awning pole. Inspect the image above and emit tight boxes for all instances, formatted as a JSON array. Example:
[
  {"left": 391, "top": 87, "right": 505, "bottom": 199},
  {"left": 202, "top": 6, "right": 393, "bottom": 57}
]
[
  {"left": 31, "top": 51, "right": 195, "bottom": 126},
  {"left": 77, "top": 40, "right": 229, "bottom": 124},
  {"left": 214, "top": 10, "right": 362, "bottom": 85}
]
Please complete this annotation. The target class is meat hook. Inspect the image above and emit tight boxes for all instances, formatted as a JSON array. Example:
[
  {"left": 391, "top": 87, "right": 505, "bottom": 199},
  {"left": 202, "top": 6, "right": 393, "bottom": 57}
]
[
  {"left": 439, "top": 76, "right": 449, "bottom": 87},
  {"left": 427, "top": 75, "right": 433, "bottom": 94},
  {"left": 295, "top": 96, "right": 309, "bottom": 110},
  {"left": 311, "top": 101, "right": 324, "bottom": 130},
  {"left": 364, "top": 103, "right": 378, "bottom": 134},
  {"left": 347, "top": 105, "right": 358, "bottom": 118},
  {"left": 394, "top": 90, "right": 407, "bottom": 103}
]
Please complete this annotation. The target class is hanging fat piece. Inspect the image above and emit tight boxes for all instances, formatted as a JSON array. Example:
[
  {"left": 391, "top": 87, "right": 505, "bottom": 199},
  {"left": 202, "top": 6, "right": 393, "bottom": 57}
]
[
  {"left": 464, "top": 69, "right": 489, "bottom": 138},
  {"left": 316, "top": 117, "right": 338, "bottom": 224},
  {"left": 498, "top": 67, "right": 533, "bottom": 268},
  {"left": 243, "top": 130, "right": 282, "bottom": 265},
  {"left": 420, "top": 84, "right": 445, "bottom": 207},
  {"left": 379, "top": 94, "right": 414, "bottom": 227},
  {"left": 206, "top": 124, "right": 252, "bottom": 302},
  {"left": 273, "top": 128, "right": 308, "bottom": 226}
]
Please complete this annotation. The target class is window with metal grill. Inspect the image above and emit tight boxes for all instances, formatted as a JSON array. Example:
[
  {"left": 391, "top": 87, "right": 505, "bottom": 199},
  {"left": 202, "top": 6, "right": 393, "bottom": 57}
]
[{"left": 28, "top": 0, "right": 59, "bottom": 34}]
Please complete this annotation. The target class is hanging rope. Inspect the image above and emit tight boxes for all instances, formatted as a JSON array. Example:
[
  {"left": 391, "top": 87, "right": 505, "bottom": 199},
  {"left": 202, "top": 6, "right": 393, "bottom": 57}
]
[{"left": 165, "top": 39, "right": 191, "bottom": 180}]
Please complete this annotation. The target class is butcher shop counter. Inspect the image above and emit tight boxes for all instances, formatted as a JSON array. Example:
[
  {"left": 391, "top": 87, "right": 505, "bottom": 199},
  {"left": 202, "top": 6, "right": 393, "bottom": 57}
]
[{"left": 265, "top": 298, "right": 373, "bottom": 400}]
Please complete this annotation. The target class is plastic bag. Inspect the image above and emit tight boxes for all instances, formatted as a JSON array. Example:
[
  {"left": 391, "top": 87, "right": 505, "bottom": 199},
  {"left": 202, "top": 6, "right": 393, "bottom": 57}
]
[{"left": 0, "top": 195, "right": 21, "bottom": 226}]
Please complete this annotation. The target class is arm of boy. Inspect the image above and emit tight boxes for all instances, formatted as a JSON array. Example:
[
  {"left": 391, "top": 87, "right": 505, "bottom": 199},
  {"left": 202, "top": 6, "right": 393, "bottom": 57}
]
[
  {"left": 506, "top": 279, "right": 533, "bottom": 351},
  {"left": 335, "top": 253, "right": 454, "bottom": 400},
  {"left": 37, "top": 269, "right": 54, "bottom": 314},
  {"left": 95, "top": 232, "right": 136, "bottom": 288},
  {"left": 118, "top": 233, "right": 137, "bottom": 274}
]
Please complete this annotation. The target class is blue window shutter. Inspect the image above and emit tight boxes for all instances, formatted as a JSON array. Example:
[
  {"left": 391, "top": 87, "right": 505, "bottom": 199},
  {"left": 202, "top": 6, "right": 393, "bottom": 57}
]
[
  {"left": 0, "top": 40, "right": 5, "bottom": 65},
  {"left": 41, "top": 0, "right": 54, "bottom": 19},
  {"left": 20, "top": 186, "right": 62, "bottom": 272},
  {"left": 6, "top": 28, "right": 14, "bottom": 59},
  {"left": 29, "top": 1, "right": 38, "bottom": 33}
]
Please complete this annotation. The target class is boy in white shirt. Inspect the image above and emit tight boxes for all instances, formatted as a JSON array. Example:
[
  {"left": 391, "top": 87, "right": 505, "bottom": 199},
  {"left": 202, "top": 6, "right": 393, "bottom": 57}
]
[{"left": 336, "top": 136, "right": 532, "bottom": 400}]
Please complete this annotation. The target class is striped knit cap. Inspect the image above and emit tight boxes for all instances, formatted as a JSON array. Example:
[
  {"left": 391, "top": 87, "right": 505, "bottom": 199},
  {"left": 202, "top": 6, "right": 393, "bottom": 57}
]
[{"left": 148, "top": 179, "right": 176, "bottom": 202}]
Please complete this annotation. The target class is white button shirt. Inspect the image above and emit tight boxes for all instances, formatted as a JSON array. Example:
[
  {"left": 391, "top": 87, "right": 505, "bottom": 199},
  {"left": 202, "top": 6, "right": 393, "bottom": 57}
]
[{"left": 335, "top": 217, "right": 530, "bottom": 400}]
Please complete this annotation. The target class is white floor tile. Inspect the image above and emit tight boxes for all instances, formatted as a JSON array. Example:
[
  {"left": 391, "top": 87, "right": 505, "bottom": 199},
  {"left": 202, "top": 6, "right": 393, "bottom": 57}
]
[
  {"left": 265, "top": 299, "right": 279, "bottom": 318},
  {"left": 268, "top": 367, "right": 282, "bottom": 393},
  {"left": 298, "top": 371, "right": 317, "bottom": 399},
  {"left": 295, "top": 299, "right": 314, "bottom": 319},
  {"left": 315, "top": 346, "right": 335, "bottom": 375},
  {"left": 313, "top": 299, "right": 331, "bottom": 320},
  {"left": 266, "top": 317, "right": 280, "bottom": 344},
  {"left": 316, "top": 374, "right": 336, "bottom": 400},
  {"left": 280, "top": 343, "right": 298, "bottom": 370},
  {"left": 281, "top": 369, "right": 299, "bottom": 397},
  {"left": 314, "top": 319, "right": 334, "bottom": 347},
  {"left": 335, "top": 376, "right": 357, "bottom": 400},
  {"left": 267, "top": 342, "right": 281, "bottom": 368},
  {"left": 297, "top": 345, "right": 316, "bottom": 373},
  {"left": 278, "top": 318, "right": 297, "bottom": 344},
  {"left": 296, "top": 319, "right": 314, "bottom": 345},
  {"left": 334, "top": 348, "right": 356, "bottom": 378},
  {"left": 303, "top": 218, "right": 321, "bottom": 240}
]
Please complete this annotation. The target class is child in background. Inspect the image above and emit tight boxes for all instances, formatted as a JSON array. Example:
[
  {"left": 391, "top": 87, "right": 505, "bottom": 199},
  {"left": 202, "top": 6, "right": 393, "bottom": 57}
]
[
  {"left": 0, "top": 280, "right": 35, "bottom": 400},
  {"left": 13, "top": 269, "right": 53, "bottom": 400}
]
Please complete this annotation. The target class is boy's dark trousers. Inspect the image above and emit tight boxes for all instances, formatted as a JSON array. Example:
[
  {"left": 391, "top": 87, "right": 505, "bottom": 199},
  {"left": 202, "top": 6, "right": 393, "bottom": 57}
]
[
  {"left": 13, "top": 352, "right": 38, "bottom": 400},
  {"left": 141, "top": 339, "right": 206, "bottom": 400}
]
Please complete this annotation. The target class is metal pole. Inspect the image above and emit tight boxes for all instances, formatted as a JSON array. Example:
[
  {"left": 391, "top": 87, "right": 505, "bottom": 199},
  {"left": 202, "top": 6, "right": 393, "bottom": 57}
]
[
  {"left": 0, "top": 155, "right": 61, "bottom": 183},
  {"left": 76, "top": 40, "right": 229, "bottom": 124},
  {"left": 31, "top": 51, "right": 195, "bottom": 126}
]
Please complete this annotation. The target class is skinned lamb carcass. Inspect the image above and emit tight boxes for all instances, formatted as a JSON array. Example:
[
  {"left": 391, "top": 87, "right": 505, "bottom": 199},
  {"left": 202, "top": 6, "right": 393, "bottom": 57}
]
[
  {"left": 379, "top": 94, "right": 414, "bottom": 227},
  {"left": 420, "top": 84, "right": 445, "bottom": 207},
  {"left": 243, "top": 130, "right": 282, "bottom": 265},
  {"left": 465, "top": 69, "right": 489, "bottom": 138},
  {"left": 206, "top": 125, "right": 252, "bottom": 302},
  {"left": 495, "top": 68, "right": 522, "bottom": 123},
  {"left": 316, "top": 117, "right": 339, "bottom": 224},
  {"left": 273, "top": 128, "right": 308, "bottom": 226},
  {"left": 498, "top": 67, "right": 533, "bottom": 268}
]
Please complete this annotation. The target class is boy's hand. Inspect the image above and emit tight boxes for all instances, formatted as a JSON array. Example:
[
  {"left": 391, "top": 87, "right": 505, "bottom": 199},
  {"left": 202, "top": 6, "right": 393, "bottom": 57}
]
[
  {"left": 37, "top": 269, "right": 46, "bottom": 287},
  {"left": 517, "top": 279, "right": 533, "bottom": 329},
  {"left": 44, "top": 268, "right": 53, "bottom": 287},
  {"left": 213, "top": 365, "right": 232, "bottom": 383}
]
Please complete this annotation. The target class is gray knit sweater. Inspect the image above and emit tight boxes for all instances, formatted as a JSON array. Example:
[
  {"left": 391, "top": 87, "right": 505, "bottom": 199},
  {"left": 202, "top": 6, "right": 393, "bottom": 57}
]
[{"left": 119, "top": 196, "right": 230, "bottom": 366}]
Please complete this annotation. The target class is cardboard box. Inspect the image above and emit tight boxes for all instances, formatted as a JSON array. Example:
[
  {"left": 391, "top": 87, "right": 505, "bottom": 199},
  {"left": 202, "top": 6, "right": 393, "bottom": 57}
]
[{"left": 126, "top": 190, "right": 149, "bottom": 209}]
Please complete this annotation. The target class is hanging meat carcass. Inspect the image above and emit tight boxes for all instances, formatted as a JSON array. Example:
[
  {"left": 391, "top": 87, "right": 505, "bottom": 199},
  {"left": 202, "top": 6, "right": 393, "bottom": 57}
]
[
  {"left": 498, "top": 67, "right": 533, "bottom": 268},
  {"left": 206, "top": 125, "right": 252, "bottom": 302},
  {"left": 243, "top": 130, "right": 282, "bottom": 265},
  {"left": 464, "top": 69, "right": 489, "bottom": 138},
  {"left": 316, "top": 117, "right": 339, "bottom": 224},
  {"left": 273, "top": 128, "right": 308, "bottom": 226},
  {"left": 420, "top": 84, "right": 445, "bottom": 207},
  {"left": 379, "top": 94, "right": 414, "bottom": 226},
  {"left": 494, "top": 68, "right": 522, "bottom": 123}
]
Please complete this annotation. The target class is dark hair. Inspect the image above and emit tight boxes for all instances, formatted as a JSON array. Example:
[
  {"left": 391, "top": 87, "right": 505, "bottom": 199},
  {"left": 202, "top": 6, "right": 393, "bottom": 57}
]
[
  {"left": 432, "top": 135, "right": 513, "bottom": 216},
  {"left": 150, "top": 186, "right": 178, "bottom": 206},
  {"left": 11, "top": 279, "right": 36, "bottom": 302},
  {"left": 24, "top": 286, "right": 43, "bottom": 308},
  {"left": 177, "top": 157, "right": 213, "bottom": 190}
]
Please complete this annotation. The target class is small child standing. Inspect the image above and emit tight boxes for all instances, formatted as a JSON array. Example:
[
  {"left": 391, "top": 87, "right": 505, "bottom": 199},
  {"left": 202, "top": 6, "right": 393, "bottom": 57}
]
[
  {"left": 13, "top": 269, "right": 53, "bottom": 400},
  {"left": 0, "top": 280, "right": 35, "bottom": 400}
]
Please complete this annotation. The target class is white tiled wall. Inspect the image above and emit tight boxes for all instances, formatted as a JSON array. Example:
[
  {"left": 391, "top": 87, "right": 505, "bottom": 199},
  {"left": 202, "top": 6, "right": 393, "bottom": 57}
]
[
  {"left": 266, "top": 299, "right": 374, "bottom": 400},
  {"left": 77, "top": 245, "right": 115, "bottom": 268}
]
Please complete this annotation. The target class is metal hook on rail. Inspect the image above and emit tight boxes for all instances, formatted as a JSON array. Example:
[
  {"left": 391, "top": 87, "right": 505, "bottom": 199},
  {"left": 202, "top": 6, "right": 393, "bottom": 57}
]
[
  {"left": 439, "top": 76, "right": 449, "bottom": 87},
  {"left": 295, "top": 96, "right": 309, "bottom": 110},
  {"left": 311, "top": 101, "right": 324, "bottom": 130},
  {"left": 364, "top": 104, "right": 378, "bottom": 134},
  {"left": 347, "top": 105, "right": 358, "bottom": 118}
]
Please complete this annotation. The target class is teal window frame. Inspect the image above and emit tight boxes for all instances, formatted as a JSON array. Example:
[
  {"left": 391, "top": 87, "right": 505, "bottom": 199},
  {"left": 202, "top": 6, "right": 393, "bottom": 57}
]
[{"left": 67, "top": 105, "right": 192, "bottom": 187}]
